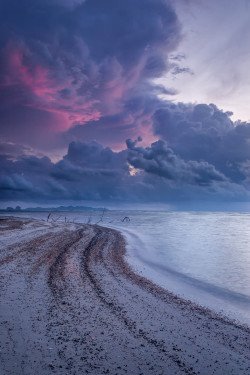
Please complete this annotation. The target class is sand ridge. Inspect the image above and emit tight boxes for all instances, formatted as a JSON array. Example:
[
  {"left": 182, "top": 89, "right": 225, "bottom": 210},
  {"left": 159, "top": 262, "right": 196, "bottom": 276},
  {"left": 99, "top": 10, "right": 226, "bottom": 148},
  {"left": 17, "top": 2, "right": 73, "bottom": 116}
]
[{"left": 0, "top": 217, "right": 249, "bottom": 374}]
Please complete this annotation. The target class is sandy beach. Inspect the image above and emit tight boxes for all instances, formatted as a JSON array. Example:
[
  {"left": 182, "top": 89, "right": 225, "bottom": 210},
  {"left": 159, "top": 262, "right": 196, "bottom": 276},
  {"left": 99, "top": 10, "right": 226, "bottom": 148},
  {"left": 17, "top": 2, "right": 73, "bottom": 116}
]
[{"left": 0, "top": 217, "right": 249, "bottom": 375}]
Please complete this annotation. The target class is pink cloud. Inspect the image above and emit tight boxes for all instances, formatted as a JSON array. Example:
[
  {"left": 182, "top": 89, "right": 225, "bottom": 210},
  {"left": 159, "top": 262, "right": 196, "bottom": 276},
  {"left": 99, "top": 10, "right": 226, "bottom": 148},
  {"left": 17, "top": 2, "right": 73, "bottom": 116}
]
[
  {"left": 1, "top": 42, "right": 161, "bottom": 149},
  {"left": 1, "top": 42, "right": 102, "bottom": 132}
]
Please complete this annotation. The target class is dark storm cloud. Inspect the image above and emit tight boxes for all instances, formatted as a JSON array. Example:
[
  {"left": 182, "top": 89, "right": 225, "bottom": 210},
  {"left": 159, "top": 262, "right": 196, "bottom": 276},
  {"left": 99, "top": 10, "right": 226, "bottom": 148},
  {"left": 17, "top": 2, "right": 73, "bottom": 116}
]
[
  {"left": 0, "top": 0, "right": 250, "bottom": 205},
  {"left": 153, "top": 103, "right": 250, "bottom": 184},
  {"left": 126, "top": 138, "right": 227, "bottom": 186},
  {"left": 0, "top": 142, "right": 130, "bottom": 201},
  {"left": 1, "top": 139, "right": 249, "bottom": 204},
  {"left": 125, "top": 137, "right": 249, "bottom": 202},
  {"left": 63, "top": 141, "right": 128, "bottom": 170},
  {"left": 0, "top": 0, "right": 181, "bottom": 149}
]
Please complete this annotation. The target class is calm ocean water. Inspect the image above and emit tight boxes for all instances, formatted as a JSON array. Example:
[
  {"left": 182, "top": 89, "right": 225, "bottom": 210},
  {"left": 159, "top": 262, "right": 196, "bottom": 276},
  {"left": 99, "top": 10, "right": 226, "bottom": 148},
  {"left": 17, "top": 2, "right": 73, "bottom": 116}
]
[{"left": 2, "top": 210, "right": 250, "bottom": 325}]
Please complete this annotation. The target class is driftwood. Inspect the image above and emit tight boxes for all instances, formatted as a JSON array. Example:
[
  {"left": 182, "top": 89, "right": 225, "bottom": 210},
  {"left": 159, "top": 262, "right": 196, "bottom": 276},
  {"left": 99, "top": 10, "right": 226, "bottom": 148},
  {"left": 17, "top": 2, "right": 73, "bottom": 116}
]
[
  {"left": 96, "top": 209, "right": 106, "bottom": 224},
  {"left": 122, "top": 216, "right": 130, "bottom": 222}
]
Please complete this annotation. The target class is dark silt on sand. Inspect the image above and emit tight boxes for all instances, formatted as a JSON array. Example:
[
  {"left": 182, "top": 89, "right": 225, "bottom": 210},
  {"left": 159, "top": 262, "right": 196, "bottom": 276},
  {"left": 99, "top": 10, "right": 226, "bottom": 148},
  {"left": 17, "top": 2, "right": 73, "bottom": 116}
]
[{"left": 0, "top": 217, "right": 249, "bottom": 374}]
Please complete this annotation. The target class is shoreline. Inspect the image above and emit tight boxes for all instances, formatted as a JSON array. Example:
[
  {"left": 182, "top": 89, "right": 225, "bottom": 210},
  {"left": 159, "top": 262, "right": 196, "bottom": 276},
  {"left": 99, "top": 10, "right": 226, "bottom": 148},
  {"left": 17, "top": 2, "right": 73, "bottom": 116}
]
[
  {"left": 0, "top": 217, "right": 249, "bottom": 374},
  {"left": 110, "top": 224, "right": 250, "bottom": 328},
  {"left": 115, "top": 230, "right": 250, "bottom": 333}
]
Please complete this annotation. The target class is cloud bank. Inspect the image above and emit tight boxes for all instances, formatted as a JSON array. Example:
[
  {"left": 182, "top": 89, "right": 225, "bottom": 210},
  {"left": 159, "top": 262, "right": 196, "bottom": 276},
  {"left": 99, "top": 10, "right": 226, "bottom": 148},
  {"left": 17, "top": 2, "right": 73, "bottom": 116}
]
[
  {"left": 153, "top": 103, "right": 250, "bottom": 185},
  {"left": 1, "top": 132, "right": 249, "bottom": 205},
  {"left": 0, "top": 0, "right": 249, "bottom": 206}
]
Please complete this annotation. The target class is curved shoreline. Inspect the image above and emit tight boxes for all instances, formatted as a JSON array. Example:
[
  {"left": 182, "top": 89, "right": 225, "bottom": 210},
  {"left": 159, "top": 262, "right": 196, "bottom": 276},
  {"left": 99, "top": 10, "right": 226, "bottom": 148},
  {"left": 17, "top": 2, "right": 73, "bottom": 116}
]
[
  {"left": 113, "top": 226, "right": 250, "bottom": 329},
  {"left": 112, "top": 224, "right": 250, "bottom": 327},
  {"left": 0, "top": 217, "right": 249, "bottom": 375},
  {"left": 108, "top": 227, "right": 250, "bottom": 332}
]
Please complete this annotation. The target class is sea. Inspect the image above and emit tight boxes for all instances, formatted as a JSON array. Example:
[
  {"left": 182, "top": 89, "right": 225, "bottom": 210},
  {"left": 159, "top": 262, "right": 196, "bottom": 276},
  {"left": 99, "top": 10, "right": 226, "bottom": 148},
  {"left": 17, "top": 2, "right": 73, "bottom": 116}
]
[{"left": 2, "top": 210, "right": 250, "bottom": 326}]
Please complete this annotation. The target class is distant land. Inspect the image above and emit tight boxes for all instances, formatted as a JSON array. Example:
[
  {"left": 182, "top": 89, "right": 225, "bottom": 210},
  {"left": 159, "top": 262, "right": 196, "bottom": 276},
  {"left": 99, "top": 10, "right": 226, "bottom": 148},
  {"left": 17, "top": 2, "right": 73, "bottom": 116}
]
[{"left": 0, "top": 206, "right": 108, "bottom": 212}]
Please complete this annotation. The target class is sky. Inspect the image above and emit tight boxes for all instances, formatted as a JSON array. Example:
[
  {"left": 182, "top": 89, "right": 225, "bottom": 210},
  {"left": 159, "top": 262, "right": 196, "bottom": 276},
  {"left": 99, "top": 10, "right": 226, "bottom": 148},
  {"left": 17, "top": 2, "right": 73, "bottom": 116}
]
[
  {"left": 0, "top": 0, "right": 250, "bottom": 209},
  {"left": 164, "top": 0, "right": 250, "bottom": 122}
]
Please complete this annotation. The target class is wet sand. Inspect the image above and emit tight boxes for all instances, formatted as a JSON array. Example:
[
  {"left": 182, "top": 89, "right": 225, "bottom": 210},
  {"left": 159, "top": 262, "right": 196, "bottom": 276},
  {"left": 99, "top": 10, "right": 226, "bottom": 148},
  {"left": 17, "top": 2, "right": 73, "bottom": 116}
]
[{"left": 0, "top": 216, "right": 249, "bottom": 375}]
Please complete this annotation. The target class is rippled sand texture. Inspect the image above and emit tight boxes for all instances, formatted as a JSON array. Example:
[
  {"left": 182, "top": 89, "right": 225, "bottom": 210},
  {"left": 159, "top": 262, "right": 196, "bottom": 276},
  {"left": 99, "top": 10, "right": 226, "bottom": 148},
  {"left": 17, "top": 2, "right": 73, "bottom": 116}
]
[{"left": 0, "top": 217, "right": 249, "bottom": 375}]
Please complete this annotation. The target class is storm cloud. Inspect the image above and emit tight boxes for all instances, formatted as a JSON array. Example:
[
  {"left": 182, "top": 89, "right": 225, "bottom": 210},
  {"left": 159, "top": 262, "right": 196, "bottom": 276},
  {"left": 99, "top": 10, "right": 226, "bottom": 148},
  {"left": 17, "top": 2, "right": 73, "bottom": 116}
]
[
  {"left": 1, "top": 138, "right": 249, "bottom": 205},
  {"left": 126, "top": 138, "right": 228, "bottom": 186},
  {"left": 152, "top": 103, "right": 250, "bottom": 186},
  {"left": 0, "top": 141, "right": 129, "bottom": 201},
  {"left": 0, "top": 1, "right": 250, "bottom": 207},
  {"left": 0, "top": 0, "right": 181, "bottom": 150}
]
